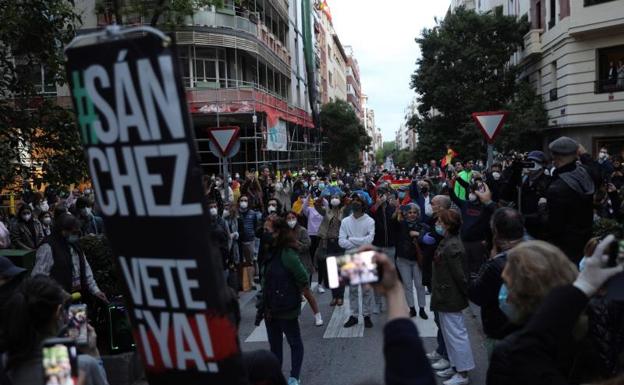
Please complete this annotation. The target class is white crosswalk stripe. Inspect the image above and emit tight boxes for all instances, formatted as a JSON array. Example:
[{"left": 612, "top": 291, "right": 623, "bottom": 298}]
[{"left": 323, "top": 285, "right": 364, "bottom": 338}]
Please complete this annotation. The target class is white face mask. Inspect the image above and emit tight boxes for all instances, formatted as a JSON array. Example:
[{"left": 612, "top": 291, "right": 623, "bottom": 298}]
[
  {"left": 239, "top": 201, "right": 248, "bottom": 209},
  {"left": 267, "top": 206, "right": 276, "bottom": 213},
  {"left": 469, "top": 193, "right": 478, "bottom": 203},
  {"left": 209, "top": 207, "right": 218, "bottom": 216},
  {"left": 42, "top": 217, "right": 52, "bottom": 225},
  {"left": 21, "top": 213, "right": 32, "bottom": 222},
  {"left": 331, "top": 198, "right": 341, "bottom": 207},
  {"left": 228, "top": 177, "right": 232, "bottom": 183},
  {"left": 81, "top": 207, "right": 92, "bottom": 216},
  {"left": 39, "top": 201, "right": 49, "bottom": 212},
  {"left": 223, "top": 209, "right": 230, "bottom": 218},
  {"left": 492, "top": 171, "right": 501, "bottom": 180},
  {"left": 287, "top": 220, "right": 297, "bottom": 229},
  {"left": 235, "top": 173, "right": 240, "bottom": 179},
  {"left": 215, "top": 180, "right": 222, "bottom": 187}
]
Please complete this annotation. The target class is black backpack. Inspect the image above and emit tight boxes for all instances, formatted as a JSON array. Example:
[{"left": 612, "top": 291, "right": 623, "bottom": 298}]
[{"left": 263, "top": 249, "right": 300, "bottom": 316}]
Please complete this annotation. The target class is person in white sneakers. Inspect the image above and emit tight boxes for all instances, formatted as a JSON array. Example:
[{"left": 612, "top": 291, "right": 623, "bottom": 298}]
[{"left": 339, "top": 194, "right": 376, "bottom": 328}]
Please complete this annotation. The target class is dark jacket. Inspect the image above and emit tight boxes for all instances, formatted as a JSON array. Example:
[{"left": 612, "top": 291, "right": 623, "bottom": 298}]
[
  {"left": 47, "top": 235, "right": 88, "bottom": 295},
  {"left": 408, "top": 181, "right": 433, "bottom": 224},
  {"left": 450, "top": 179, "right": 496, "bottom": 242},
  {"left": 395, "top": 219, "right": 430, "bottom": 263},
  {"left": 9, "top": 220, "right": 44, "bottom": 250},
  {"left": 546, "top": 154, "right": 601, "bottom": 264},
  {"left": 79, "top": 214, "right": 104, "bottom": 236},
  {"left": 384, "top": 318, "right": 436, "bottom": 385},
  {"left": 469, "top": 252, "right": 509, "bottom": 339},
  {"left": 372, "top": 203, "right": 397, "bottom": 247},
  {"left": 501, "top": 165, "right": 551, "bottom": 240},
  {"left": 431, "top": 235, "right": 469, "bottom": 313},
  {"left": 487, "top": 285, "right": 603, "bottom": 385}
]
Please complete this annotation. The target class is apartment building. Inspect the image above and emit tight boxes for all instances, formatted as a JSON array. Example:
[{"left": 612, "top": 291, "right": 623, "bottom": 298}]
[
  {"left": 314, "top": 2, "right": 347, "bottom": 103},
  {"left": 63, "top": 0, "right": 321, "bottom": 173},
  {"left": 452, "top": 0, "right": 624, "bottom": 156},
  {"left": 345, "top": 45, "right": 363, "bottom": 119}
]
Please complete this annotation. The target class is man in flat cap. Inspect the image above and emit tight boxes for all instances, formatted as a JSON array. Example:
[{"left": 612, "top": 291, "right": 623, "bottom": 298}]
[{"left": 544, "top": 136, "right": 601, "bottom": 263}]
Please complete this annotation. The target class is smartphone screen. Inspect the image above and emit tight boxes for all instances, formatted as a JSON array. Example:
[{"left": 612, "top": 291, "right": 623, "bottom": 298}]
[
  {"left": 42, "top": 339, "right": 78, "bottom": 385},
  {"left": 326, "top": 250, "right": 379, "bottom": 289},
  {"left": 66, "top": 304, "right": 87, "bottom": 346}
]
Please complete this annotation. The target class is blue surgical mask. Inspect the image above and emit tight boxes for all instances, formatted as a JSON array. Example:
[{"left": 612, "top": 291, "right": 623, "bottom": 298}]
[
  {"left": 398, "top": 192, "right": 406, "bottom": 199},
  {"left": 303, "top": 182, "right": 309, "bottom": 188},
  {"left": 435, "top": 225, "right": 445, "bottom": 236},
  {"left": 498, "top": 284, "right": 518, "bottom": 322},
  {"left": 318, "top": 183, "right": 326, "bottom": 189}
]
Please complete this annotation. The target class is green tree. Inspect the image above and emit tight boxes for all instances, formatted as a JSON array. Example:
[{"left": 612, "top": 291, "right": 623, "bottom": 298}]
[
  {"left": 0, "top": 0, "right": 84, "bottom": 190},
  {"left": 321, "top": 100, "right": 371, "bottom": 170},
  {"left": 411, "top": 7, "right": 531, "bottom": 162},
  {"left": 375, "top": 141, "right": 396, "bottom": 164}
]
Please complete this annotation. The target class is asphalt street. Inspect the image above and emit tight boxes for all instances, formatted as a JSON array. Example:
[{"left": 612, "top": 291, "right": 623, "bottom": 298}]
[{"left": 238, "top": 280, "right": 489, "bottom": 385}]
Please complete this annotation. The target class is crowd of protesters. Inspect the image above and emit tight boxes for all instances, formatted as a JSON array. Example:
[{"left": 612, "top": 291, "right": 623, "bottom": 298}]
[{"left": 1, "top": 135, "right": 624, "bottom": 385}]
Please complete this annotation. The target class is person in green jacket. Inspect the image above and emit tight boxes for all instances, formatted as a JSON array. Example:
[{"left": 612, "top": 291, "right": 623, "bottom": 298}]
[
  {"left": 453, "top": 160, "right": 474, "bottom": 201},
  {"left": 259, "top": 215, "right": 310, "bottom": 385},
  {"left": 431, "top": 209, "right": 475, "bottom": 384}
]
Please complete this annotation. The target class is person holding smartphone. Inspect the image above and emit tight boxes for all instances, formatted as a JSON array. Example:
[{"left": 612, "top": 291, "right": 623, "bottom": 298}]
[{"left": 0, "top": 275, "right": 109, "bottom": 385}]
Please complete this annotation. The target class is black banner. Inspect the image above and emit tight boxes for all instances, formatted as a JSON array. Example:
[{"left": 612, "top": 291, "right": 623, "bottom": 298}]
[{"left": 65, "top": 32, "right": 247, "bottom": 384}]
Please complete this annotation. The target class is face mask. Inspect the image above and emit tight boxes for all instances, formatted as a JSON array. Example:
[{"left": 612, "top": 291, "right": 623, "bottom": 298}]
[
  {"left": 84, "top": 189, "right": 92, "bottom": 195},
  {"left": 66, "top": 234, "right": 80, "bottom": 243},
  {"left": 599, "top": 152, "right": 608, "bottom": 160},
  {"left": 331, "top": 198, "right": 341, "bottom": 207},
  {"left": 81, "top": 207, "right": 92, "bottom": 216},
  {"left": 239, "top": 201, "right": 248, "bottom": 210},
  {"left": 39, "top": 201, "right": 49, "bottom": 212},
  {"left": 21, "top": 213, "right": 32, "bottom": 222},
  {"left": 435, "top": 224, "right": 445, "bottom": 236},
  {"left": 498, "top": 284, "right": 519, "bottom": 322},
  {"left": 215, "top": 180, "right": 222, "bottom": 187},
  {"left": 492, "top": 171, "right": 501, "bottom": 180},
  {"left": 303, "top": 182, "right": 309, "bottom": 188},
  {"left": 209, "top": 207, "right": 218, "bottom": 216},
  {"left": 228, "top": 177, "right": 233, "bottom": 183},
  {"left": 351, "top": 202, "right": 363, "bottom": 213},
  {"left": 223, "top": 209, "right": 230, "bottom": 218},
  {"left": 398, "top": 192, "right": 406, "bottom": 199},
  {"left": 42, "top": 217, "right": 52, "bottom": 225},
  {"left": 275, "top": 183, "right": 283, "bottom": 190},
  {"left": 235, "top": 173, "right": 240, "bottom": 179},
  {"left": 421, "top": 187, "right": 429, "bottom": 194},
  {"left": 267, "top": 206, "right": 276, "bottom": 213},
  {"left": 287, "top": 220, "right": 297, "bottom": 229},
  {"left": 468, "top": 193, "right": 478, "bottom": 203},
  {"left": 318, "top": 183, "right": 326, "bottom": 189}
]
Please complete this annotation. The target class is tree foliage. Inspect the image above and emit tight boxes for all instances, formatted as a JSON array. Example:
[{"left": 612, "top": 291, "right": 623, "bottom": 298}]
[
  {"left": 411, "top": 7, "right": 538, "bottom": 163},
  {"left": 375, "top": 141, "right": 396, "bottom": 164},
  {"left": 0, "top": 0, "right": 85, "bottom": 191},
  {"left": 321, "top": 100, "right": 371, "bottom": 170}
]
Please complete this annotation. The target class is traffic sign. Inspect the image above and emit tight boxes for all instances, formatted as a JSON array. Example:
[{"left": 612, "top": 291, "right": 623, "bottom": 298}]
[
  {"left": 471, "top": 111, "right": 509, "bottom": 143},
  {"left": 206, "top": 126, "right": 240, "bottom": 157}
]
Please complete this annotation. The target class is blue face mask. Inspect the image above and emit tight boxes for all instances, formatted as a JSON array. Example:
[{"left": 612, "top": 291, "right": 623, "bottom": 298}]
[
  {"left": 498, "top": 283, "right": 519, "bottom": 322},
  {"left": 435, "top": 225, "right": 445, "bottom": 236},
  {"left": 318, "top": 183, "right": 326, "bottom": 189},
  {"left": 303, "top": 182, "right": 309, "bottom": 188},
  {"left": 398, "top": 192, "right": 406, "bottom": 199}
]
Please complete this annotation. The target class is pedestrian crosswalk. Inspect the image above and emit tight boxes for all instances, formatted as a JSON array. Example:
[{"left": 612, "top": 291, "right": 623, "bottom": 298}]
[{"left": 243, "top": 283, "right": 438, "bottom": 342}]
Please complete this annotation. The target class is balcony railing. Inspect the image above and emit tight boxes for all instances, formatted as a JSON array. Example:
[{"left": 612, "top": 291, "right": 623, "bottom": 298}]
[
  {"left": 595, "top": 78, "right": 624, "bottom": 93},
  {"left": 186, "top": 10, "right": 258, "bottom": 36}
]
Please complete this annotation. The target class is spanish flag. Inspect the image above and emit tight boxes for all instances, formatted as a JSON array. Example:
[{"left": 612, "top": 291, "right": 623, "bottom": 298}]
[{"left": 441, "top": 147, "right": 458, "bottom": 168}]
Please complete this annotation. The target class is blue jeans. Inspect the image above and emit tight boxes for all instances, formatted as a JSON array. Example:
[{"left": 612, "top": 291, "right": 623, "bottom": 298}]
[{"left": 265, "top": 318, "right": 304, "bottom": 379}]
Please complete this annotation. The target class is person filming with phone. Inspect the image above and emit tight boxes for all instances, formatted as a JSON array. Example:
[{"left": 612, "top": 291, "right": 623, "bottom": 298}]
[{"left": 0, "top": 275, "right": 109, "bottom": 385}]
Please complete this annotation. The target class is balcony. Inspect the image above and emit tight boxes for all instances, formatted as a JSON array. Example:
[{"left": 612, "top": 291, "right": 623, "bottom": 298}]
[
  {"left": 518, "top": 29, "right": 543, "bottom": 65},
  {"left": 570, "top": 0, "right": 624, "bottom": 38},
  {"left": 595, "top": 79, "right": 624, "bottom": 94}
]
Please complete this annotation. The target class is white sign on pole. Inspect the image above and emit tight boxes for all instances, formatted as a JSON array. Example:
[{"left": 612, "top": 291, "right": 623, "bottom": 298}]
[{"left": 471, "top": 111, "right": 509, "bottom": 143}]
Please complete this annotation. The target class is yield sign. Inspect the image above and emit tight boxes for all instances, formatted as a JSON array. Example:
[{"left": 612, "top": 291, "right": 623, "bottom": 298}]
[
  {"left": 206, "top": 126, "right": 240, "bottom": 157},
  {"left": 471, "top": 111, "right": 509, "bottom": 143}
]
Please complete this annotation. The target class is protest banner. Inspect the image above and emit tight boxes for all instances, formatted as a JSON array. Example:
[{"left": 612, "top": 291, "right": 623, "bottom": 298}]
[{"left": 65, "top": 27, "right": 247, "bottom": 384}]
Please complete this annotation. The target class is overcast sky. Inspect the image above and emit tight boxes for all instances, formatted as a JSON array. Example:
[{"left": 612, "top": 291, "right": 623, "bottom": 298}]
[{"left": 329, "top": 1, "right": 450, "bottom": 143}]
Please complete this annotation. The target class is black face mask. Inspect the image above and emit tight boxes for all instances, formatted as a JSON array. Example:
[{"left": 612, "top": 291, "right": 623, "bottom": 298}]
[
  {"left": 351, "top": 202, "right": 363, "bottom": 213},
  {"left": 421, "top": 187, "right": 429, "bottom": 194}
]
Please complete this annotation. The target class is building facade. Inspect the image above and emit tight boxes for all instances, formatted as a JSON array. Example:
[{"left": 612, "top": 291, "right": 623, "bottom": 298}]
[
  {"left": 344, "top": 45, "right": 363, "bottom": 119},
  {"left": 69, "top": 0, "right": 321, "bottom": 174},
  {"left": 452, "top": 0, "right": 624, "bottom": 157}
]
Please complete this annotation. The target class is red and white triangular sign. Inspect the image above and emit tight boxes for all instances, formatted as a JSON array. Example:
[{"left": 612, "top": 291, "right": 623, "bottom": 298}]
[
  {"left": 471, "top": 111, "right": 509, "bottom": 143},
  {"left": 206, "top": 126, "right": 240, "bottom": 157}
]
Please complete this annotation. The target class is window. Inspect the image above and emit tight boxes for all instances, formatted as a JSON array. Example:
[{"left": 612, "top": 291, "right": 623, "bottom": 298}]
[
  {"left": 548, "top": 0, "right": 556, "bottom": 29},
  {"left": 596, "top": 44, "right": 624, "bottom": 93},
  {"left": 193, "top": 47, "right": 227, "bottom": 88},
  {"left": 328, "top": 71, "right": 333, "bottom": 86},
  {"left": 550, "top": 61, "right": 558, "bottom": 101},
  {"left": 15, "top": 63, "right": 56, "bottom": 95},
  {"left": 536, "top": 1, "right": 542, "bottom": 29}
]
